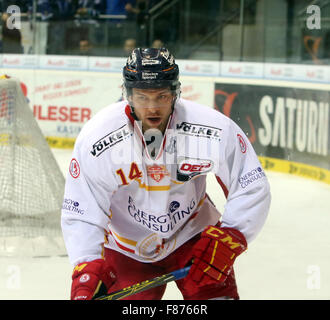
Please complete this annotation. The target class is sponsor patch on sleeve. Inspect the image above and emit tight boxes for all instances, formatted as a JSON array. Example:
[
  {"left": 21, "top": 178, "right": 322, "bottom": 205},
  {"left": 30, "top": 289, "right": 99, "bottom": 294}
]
[
  {"left": 238, "top": 167, "right": 265, "bottom": 188},
  {"left": 62, "top": 198, "right": 85, "bottom": 215}
]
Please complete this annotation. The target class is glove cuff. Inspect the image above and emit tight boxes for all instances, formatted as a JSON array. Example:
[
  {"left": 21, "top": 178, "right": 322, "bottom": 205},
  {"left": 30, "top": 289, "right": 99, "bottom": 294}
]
[
  {"left": 71, "top": 259, "right": 116, "bottom": 300},
  {"left": 202, "top": 225, "right": 247, "bottom": 255},
  {"left": 72, "top": 259, "right": 105, "bottom": 280}
]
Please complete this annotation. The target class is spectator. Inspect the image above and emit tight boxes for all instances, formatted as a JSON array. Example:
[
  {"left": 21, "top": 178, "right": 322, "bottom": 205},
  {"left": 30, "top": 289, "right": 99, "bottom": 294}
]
[
  {"left": 146, "top": 0, "right": 178, "bottom": 48},
  {"left": 105, "top": 0, "right": 137, "bottom": 20},
  {"left": 69, "top": 1, "right": 107, "bottom": 56},
  {"left": 43, "top": 0, "right": 78, "bottom": 55},
  {"left": 76, "top": 0, "right": 106, "bottom": 19},
  {"left": 125, "top": 0, "right": 163, "bottom": 46},
  {"left": 105, "top": 1, "right": 137, "bottom": 51},
  {"left": 123, "top": 37, "right": 136, "bottom": 56},
  {"left": 1, "top": 13, "right": 23, "bottom": 54},
  {"left": 135, "top": 0, "right": 148, "bottom": 25},
  {"left": 77, "top": 38, "right": 94, "bottom": 55},
  {"left": 37, "top": 0, "right": 53, "bottom": 21},
  {"left": 151, "top": 38, "right": 163, "bottom": 48},
  {"left": 25, "top": 0, "right": 54, "bottom": 21}
]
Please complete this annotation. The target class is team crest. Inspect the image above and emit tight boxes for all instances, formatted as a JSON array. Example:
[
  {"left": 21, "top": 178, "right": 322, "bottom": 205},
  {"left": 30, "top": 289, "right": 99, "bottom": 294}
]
[
  {"left": 147, "top": 164, "right": 169, "bottom": 182},
  {"left": 69, "top": 158, "right": 80, "bottom": 178},
  {"left": 237, "top": 134, "right": 247, "bottom": 153}
]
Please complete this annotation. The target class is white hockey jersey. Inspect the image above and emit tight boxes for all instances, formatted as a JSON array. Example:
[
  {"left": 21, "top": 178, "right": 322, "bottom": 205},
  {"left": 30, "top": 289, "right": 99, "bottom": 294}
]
[{"left": 61, "top": 98, "right": 271, "bottom": 266}]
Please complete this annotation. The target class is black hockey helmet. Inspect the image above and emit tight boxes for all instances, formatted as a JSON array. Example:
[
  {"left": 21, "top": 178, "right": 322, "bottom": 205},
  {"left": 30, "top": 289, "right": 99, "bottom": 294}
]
[{"left": 123, "top": 47, "right": 180, "bottom": 94}]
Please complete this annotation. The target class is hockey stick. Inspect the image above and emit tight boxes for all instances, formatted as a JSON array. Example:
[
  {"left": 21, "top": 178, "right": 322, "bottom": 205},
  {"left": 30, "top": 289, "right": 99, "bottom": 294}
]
[{"left": 95, "top": 265, "right": 191, "bottom": 300}]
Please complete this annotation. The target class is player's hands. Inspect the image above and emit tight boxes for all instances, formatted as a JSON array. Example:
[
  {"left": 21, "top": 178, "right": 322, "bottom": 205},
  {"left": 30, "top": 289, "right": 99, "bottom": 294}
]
[
  {"left": 71, "top": 259, "right": 116, "bottom": 300},
  {"left": 187, "top": 225, "right": 247, "bottom": 286}
]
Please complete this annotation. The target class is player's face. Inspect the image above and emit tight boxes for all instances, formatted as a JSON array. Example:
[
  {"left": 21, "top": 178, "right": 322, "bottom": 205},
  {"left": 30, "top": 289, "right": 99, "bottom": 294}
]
[{"left": 130, "top": 88, "right": 174, "bottom": 133}]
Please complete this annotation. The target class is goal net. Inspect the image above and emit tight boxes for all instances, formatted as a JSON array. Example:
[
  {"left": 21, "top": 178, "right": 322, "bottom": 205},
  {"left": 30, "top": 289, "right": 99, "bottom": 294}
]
[{"left": 0, "top": 76, "right": 66, "bottom": 257}]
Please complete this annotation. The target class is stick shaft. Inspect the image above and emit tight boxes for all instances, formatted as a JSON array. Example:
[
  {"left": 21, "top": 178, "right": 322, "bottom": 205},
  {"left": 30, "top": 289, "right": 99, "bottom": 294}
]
[{"left": 96, "top": 266, "right": 191, "bottom": 300}]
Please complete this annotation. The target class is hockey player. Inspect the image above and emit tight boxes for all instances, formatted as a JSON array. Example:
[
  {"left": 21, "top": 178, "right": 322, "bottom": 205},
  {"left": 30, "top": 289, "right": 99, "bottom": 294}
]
[{"left": 62, "top": 48, "right": 271, "bottom": 300}]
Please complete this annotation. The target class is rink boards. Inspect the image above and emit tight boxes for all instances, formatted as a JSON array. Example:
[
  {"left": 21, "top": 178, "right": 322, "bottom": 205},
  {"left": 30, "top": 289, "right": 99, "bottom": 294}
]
[{"left": 1, "top": 57, "right": 329, "bottom": 184}]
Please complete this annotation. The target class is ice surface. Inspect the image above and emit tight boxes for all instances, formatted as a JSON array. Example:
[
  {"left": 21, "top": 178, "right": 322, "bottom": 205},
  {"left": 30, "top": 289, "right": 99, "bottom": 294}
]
[{"left": 0, "top": 148, "right": 329, "bottom": 300}]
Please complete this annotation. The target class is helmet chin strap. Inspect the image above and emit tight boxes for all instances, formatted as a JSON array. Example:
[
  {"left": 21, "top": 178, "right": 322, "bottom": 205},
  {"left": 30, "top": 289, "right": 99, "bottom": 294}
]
[{"left": 129, "top": 104, "right": 139, "bottom": 121}]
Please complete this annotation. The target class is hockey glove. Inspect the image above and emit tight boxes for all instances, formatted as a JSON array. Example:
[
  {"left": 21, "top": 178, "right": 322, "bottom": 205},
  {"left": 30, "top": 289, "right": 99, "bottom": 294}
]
[
  {"left": 71, "top": 259, "right": 116, "bottom": 300},
  {"left": 187, "top": 225, "right": 247, "bottom": 286}
]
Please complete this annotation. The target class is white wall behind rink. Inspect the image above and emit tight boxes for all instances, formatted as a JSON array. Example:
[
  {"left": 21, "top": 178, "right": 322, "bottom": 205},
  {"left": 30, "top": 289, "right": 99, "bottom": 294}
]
[{"left": 1, "top": 54, "right": 329, "bottom": 140}]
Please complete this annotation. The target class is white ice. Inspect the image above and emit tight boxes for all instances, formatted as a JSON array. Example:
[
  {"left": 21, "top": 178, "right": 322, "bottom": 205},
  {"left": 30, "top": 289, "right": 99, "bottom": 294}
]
[{"left": 0, "top": 148, "right": 329, "bottom": 300}]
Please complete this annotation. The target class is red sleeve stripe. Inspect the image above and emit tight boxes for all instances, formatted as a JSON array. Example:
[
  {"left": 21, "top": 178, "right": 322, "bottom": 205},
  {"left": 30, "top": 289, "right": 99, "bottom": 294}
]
[{"left": 215, "top": 175, "right": 229, "bottom": 199}]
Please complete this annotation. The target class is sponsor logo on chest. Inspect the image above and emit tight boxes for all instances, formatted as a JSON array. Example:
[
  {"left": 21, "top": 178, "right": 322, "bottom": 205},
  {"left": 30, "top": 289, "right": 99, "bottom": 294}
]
[
  {"left": 177, "top": 157, "right": 214, "bottom": 181},
  {"left": 146, "top": 164, "right": 170, "bottom": 182},
  {"left": 90, "top": 125, "right": 131, "bottom": 157},
  {"left": 176, "top": 122, "right": 222, "bottom": 140},
  {"left": 127, "top": 197, "right": 196, "bottom": 234}
]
